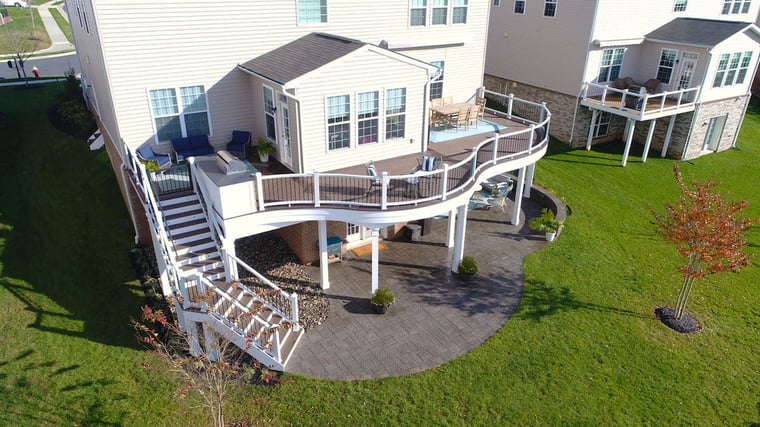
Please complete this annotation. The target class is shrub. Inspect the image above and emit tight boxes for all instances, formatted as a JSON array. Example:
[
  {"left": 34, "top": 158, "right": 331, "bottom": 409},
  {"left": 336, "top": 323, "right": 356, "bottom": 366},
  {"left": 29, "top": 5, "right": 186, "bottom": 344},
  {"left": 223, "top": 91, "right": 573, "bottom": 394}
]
[
  {"left": 458, "top": 256, "right": 478, "bottom": 275},
  {"left": 57, "top": 99, "right": 93, "bottom": 129},
  {"left": 370, "top": 287, "right": 395, "bottom": 306}
]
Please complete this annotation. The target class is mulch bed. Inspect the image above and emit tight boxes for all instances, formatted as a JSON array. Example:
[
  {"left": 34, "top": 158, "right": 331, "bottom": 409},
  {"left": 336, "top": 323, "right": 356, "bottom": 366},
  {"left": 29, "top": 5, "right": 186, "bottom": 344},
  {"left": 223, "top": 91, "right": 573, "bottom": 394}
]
[{"left": 654, "top": 306, "right": 701, "bottom": 333}]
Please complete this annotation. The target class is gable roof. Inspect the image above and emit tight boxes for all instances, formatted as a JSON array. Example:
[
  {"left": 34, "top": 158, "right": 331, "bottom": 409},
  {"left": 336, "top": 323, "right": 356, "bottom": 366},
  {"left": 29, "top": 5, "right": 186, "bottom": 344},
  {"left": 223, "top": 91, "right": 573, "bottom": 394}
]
[
  {"left": 238, "top": 33, "right": 366, "bottom": 85},
  {"left": 645, "top": 18, "right": 757, "bottom": 48}
]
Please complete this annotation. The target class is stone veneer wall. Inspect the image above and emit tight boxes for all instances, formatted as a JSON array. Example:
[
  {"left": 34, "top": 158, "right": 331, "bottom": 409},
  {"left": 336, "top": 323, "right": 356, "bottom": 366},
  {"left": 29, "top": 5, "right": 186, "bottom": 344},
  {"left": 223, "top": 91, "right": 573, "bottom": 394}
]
[{"left": 682, "top": 95, "right": 748, "bottom": 160}]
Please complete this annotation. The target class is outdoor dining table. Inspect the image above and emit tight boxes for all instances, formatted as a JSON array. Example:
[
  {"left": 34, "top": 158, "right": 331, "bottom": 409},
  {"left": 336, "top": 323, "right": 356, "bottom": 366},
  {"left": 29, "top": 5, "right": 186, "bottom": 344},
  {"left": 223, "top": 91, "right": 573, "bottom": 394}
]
[{"left": 430, "top": 102, "right": 472, "bottom": 116}]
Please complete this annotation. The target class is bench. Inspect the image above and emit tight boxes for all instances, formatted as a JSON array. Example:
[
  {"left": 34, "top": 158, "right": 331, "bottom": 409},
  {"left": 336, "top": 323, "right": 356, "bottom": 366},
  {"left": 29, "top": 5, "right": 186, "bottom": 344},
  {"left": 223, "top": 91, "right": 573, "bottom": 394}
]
[{"left": 171, "top": 135, "right": 214, "bottom": 161}]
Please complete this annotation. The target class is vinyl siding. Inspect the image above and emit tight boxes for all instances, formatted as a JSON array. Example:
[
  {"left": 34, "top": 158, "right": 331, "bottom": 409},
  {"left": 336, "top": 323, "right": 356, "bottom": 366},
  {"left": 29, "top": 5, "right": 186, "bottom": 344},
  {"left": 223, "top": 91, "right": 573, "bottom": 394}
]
[{"left": 700, "top": 31, "right": 760, "bottom": 102}]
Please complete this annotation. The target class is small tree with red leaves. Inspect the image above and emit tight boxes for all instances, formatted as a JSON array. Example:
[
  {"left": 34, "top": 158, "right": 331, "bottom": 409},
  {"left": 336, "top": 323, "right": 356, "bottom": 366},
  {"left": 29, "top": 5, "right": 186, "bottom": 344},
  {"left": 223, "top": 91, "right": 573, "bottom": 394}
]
[{"left": 652, "top": 164, "right": 757, "bottom": 321}]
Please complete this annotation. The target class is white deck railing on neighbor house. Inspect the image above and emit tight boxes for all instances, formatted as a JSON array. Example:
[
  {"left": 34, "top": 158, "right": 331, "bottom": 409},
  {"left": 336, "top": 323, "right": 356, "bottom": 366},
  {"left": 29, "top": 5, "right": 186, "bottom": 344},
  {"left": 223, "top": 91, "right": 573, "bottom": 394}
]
[
  {"left": 581, "top": 82, "right": 699, "bottom": 120},
  {"left": 191, "top": 93, "right": 550, "bottom": 219}
]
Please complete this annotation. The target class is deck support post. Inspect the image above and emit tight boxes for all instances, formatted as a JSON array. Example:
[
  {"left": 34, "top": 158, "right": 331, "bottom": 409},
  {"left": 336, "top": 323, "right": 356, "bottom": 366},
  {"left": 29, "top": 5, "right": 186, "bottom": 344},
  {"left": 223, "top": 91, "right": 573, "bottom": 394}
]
[
  {"left": 317, "top": 220, "right": 330, "bottom": 290},
  {"left": 662, "top": 115, "right": 676, "bottom": 157},
  {"left": 451, "top": 204, "right": 468, "bottom": 273},
  {"left": 511, "top": 166, "right": 526, "bottom": 225},
  {"left": 523, "top": 163, "right": 535, "bottom": 199},
  {"left": 642, "top": 119, "right": 657, "bottom": 163},
  {"left": 622, "top": 118, "right": 636, "bottom": 167},
  {"left": 371, "top": 228, "right": 380, "bottom": 293},
  {"left": 446, "top": 208, "right": 456, "bottom": 248},
  {"left": 586, "top": 109, "right": 598, "bottom": 150}
]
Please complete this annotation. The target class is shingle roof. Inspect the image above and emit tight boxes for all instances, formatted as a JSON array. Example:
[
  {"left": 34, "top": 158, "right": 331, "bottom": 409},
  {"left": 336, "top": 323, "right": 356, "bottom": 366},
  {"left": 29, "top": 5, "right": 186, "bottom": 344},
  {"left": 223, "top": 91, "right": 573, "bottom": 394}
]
[
  {"left": 645, "top": 18, "right": 753, "bottom": 47},
  {"left": 238, "top": 33, "right": 366, "bottom": 85}
]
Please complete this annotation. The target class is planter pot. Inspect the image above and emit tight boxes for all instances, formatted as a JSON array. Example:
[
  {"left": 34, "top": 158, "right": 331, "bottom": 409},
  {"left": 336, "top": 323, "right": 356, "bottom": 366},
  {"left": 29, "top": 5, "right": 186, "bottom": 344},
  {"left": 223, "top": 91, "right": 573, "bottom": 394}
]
[
  {"left": 259, "top": 153, "right": 270, "bottom": 162},
  {"left": 546, "top": 231, "right": 556, "bottom": 242},
  {"left": 459, "top": 271, "right": 476, "bottom": 282},
  {"left": 371, "top": 303, "right": 390, "bottom": 314}
]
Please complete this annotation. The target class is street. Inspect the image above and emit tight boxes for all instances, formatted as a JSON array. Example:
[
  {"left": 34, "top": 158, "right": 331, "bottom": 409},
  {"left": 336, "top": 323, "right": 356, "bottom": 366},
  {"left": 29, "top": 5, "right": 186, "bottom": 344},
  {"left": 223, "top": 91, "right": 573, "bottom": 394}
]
[{"left": 1, "top": 52, "right": 81, "bottom": 80}]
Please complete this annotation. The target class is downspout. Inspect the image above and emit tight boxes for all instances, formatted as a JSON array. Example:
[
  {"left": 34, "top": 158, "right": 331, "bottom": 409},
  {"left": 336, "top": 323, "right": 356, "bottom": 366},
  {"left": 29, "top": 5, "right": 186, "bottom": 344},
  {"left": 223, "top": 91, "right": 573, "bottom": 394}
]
[
  {"left": 422, "top": 70, "right": 433, "bottom": 153},
  {"left": 570, "top": 0, "right": 602, "bottom": 145}
]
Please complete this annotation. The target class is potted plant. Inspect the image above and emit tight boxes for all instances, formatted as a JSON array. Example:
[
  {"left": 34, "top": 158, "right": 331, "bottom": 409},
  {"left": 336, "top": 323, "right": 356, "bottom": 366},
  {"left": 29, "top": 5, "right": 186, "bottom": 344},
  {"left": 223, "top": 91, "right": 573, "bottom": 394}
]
[
  {"left": 257, "top": 137, "right": 275, "bottom": 162},
  {"left": 528, "top": 208, "right": 562, "bottom": 241},
  {"left": 457, "top": 255, "right": 478, "bottom": 281},
  {"left": 370, "top": 287, "right": 395, "bottom": 314}
]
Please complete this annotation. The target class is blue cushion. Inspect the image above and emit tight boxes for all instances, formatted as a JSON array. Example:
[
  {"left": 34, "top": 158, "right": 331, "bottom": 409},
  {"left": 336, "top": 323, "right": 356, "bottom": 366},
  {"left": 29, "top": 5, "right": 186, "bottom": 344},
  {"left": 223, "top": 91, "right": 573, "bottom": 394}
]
[
  {"left": 136, "top": 145, "right": 154, "bottom": 160},
  {"left": 171, "top": 137, "right": 191, "bottom": 151},
  {"left": 231, "top": 130, "right": 251, "bottom": 144},
  {"left": 189, "top": 134, "right": 209, "bottom": 149}
]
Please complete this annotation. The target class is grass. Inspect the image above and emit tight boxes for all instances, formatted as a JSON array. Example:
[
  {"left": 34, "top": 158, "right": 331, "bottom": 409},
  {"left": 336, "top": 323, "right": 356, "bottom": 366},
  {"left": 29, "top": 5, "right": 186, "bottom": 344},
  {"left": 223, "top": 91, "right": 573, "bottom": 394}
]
[
  {"left": 48, "top": 6, "right": 72, "bottom": 44},
  {"left": 0, "top": 7, "right": 49, "bottom": 55},
  {"left": 1, "top": 83, "right": 758, "bottom": 425}
]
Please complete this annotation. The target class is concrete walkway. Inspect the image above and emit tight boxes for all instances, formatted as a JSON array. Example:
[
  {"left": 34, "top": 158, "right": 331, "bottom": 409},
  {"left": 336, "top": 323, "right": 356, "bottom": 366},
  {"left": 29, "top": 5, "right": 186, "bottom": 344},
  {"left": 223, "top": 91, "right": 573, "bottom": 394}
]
[
  {"left": 286, "top": 195, "right": 548, "bottom": 379},
  {"left": 35, "top": 0, "right": 74, "bottom": 55}
]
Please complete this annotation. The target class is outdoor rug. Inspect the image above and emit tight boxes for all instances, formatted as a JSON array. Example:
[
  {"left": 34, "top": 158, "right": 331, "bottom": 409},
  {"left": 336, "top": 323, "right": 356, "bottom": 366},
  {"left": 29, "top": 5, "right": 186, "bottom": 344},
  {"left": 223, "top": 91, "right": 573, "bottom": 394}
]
[
  {"left": 351, "top": 241, "right": 389, "bottom": 257},
  {"left": 429, "top": 119, "right": 506, "bottom": 144}
]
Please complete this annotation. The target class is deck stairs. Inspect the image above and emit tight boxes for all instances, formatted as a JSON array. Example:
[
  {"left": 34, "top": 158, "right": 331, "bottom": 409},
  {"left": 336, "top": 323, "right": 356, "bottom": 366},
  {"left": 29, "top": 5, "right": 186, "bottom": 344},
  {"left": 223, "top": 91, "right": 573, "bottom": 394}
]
[{"left": 157, "top": 190, "right": 304, "bottom": 370}]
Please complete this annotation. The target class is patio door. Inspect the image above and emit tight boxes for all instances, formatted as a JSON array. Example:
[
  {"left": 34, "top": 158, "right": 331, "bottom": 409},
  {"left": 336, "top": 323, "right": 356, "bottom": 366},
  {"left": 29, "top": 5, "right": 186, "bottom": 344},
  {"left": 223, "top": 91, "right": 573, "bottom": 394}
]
[
  {"left": 703, "top": 115, "right": 727, "bottom": 151},
  {"left": 277, "top": 100, "right": 293, "bottom": 167},
  {"left": 345, "top": 223, "right": 371, "bottom": 247},
  {"left": 676, "top": 52, "right": 699, "bottom": 100}
]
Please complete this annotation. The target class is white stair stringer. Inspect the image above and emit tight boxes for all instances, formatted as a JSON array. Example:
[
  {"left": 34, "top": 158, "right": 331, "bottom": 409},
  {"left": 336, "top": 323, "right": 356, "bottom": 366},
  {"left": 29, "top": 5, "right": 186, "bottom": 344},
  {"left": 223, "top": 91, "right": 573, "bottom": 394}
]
[{"left": 157, "top": 191, "right": 304, "bottom": 370}]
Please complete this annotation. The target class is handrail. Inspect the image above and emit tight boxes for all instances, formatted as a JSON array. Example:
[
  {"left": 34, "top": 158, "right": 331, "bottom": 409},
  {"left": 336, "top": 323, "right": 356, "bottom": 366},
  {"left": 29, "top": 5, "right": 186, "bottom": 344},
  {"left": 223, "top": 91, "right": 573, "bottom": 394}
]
[{"left": 582, "top": 82, "right": 698, "bottom": 119}]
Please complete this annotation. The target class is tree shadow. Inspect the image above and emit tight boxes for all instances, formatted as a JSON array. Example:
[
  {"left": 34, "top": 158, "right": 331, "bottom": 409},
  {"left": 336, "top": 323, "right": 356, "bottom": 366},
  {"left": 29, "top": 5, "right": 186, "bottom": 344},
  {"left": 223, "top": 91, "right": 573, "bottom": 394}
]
[{"left": 519, "top": 280, "right": 649, "bottom": 322}]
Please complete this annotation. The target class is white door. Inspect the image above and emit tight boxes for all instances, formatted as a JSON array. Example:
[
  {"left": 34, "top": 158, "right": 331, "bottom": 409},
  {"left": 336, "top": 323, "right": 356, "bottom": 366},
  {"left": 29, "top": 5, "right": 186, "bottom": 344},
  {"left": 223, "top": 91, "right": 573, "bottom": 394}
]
[
  {"left": 677, "top": 52, "right": 698, "bottom": 100},
  {"left": 703, "top": 115, "right": 727, "bottom": 151},
  {"left": 278, "top": 101, "right": 292, "bottom": 167},
  {"left": 345, "top": 223, "right": 371, "bottom": 247}
]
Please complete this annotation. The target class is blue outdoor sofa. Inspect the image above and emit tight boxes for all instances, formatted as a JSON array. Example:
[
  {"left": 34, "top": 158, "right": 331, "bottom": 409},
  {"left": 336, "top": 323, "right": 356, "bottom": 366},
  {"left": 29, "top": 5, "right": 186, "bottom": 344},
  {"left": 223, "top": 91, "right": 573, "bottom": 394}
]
[{"left": 171, "top": 135, "right": 214, "bottom": 161}]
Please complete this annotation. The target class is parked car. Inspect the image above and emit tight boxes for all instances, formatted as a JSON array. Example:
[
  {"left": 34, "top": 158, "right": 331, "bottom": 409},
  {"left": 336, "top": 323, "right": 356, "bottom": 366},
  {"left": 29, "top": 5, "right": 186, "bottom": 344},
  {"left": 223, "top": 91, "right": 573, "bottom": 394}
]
[{"left": 0, "top": 0, "right": 29, "bottom": 7}]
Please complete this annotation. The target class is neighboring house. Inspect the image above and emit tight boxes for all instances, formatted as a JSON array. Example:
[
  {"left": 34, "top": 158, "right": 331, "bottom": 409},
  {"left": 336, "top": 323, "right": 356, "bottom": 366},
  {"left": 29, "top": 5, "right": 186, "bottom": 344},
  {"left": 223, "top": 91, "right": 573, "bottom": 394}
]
[
  {"left": 486, "top": 0, "right": 760, "bottom": 164},
  {"left": 64, "top": 0, "right": 551, "bottom": 369}
]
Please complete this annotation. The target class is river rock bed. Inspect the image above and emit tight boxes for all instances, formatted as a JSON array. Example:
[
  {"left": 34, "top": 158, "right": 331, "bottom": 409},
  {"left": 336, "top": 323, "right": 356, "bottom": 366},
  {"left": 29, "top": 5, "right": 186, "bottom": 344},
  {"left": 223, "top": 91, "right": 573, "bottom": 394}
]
[{"left": 235, "top": 232, "right": 329, "bottom": 330}]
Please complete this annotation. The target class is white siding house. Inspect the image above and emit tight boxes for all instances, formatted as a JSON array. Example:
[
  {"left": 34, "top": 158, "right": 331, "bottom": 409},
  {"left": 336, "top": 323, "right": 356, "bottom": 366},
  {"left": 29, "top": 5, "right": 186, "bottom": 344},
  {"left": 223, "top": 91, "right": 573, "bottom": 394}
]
[{"left": 486, "top": 0, "right": 760, "bottom": 163}]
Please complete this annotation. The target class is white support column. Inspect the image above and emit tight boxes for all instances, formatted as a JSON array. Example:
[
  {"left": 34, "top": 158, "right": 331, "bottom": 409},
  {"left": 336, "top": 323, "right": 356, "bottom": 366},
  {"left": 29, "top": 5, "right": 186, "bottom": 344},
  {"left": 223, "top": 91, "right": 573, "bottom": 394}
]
[
  {"left": 451, "top": 204, "right": 468, "bottom": 273},
  {"left": 371, "top": 228, "right": 380, "bottom": 293},
  {"left": 511, "top": 166, "right": 526, "bottom": 226},
  {"left": 446, "top": 208, "right": 456, "bottom": 248},
  {"left": 586, "top": 109, "right": 598, "bottom": 150},
  {"left": 642, "top": 119, "right": 657, "bottom": 163},
  {"left": 221, "top": 238, "right": 237, "bottom": 282},
  {"left": 661, "top": 115, "right": 676, "bottom": 157},
  {"left": 202, "top": 323, "right": 219, "bottom": 361},
  {"left": 523, "top": 163, "right": 535, "bottom": 199},
  {"left": 317, "top": 220, "right": 330, "bottom": 290},
  {"left": 621, "top": 118, "right": 636, "bottom": 167}
]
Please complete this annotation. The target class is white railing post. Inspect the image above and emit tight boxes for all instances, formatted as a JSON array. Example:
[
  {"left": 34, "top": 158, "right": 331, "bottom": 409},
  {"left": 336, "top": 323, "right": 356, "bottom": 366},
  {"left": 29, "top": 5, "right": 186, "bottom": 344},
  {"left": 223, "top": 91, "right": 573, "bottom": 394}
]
[
  {"left": 527, "top": 124, "right": 535, "bottom": 153},
  {"left": 601, "top": 85, "right": 608, "bottom": 104},
  {"left": 289, "top": 293, "right": 300, "bottom": 330},
  {"left": 491, "top": 133, "right": 499, "bottom": 164},
  {"left": 188, "top": 157, "right": 198, "bottom": 194},
  {"left": 254, "top": 172, "right": 265, "bottom": 211},
  {"left": 381, "top": 172, "right": 389, "bottom": 210},
  {"left": 270, "top": 329, "right": 282, "bottom": 362},
  {"left": 470, "top": 147, "right": 478, "bottom": 178},
  {"left": 507, "top": 93, "right": 514, "bottom": 117},
  {"left": 540, "top": 102, "right": 547, "bottom": 123},
  {"left": 440, "top": 164, "right": 448, "bottom": 200},
  {"left": 313, "top": 170, "right": 320, "bottom": 207}
]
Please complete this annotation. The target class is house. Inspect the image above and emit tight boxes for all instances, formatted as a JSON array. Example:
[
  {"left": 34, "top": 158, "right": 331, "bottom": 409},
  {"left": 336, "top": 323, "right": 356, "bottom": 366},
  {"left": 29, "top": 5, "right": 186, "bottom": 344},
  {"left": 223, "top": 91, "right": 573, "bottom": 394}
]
[
  {"left": 485, "top": 0, "right": 760, "bottom": 165},
  {"left": 65, "top": 0, "right": 551, "bottom": 369}
]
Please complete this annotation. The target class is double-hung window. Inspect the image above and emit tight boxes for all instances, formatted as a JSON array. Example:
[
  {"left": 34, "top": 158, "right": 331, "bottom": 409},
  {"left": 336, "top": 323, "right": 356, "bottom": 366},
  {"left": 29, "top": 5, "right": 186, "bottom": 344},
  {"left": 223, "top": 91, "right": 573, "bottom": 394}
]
[
  {"left": 544, "top": 0, "right": 557, "bottom": 17},
  {"left": 592, "top": 112, "right": 611, "bottom": 138},
  {"left": 493, "top": 0, "right": 501, "bottom": 6},
  {"left": 452, "top": 0, "right": 468, "bottom": 23},
  {"left": 656, "top": 49, "right": 678, "bottom": 84},
  {"left": 410, "top": 0, "right": 427, "bottom": 26},
  {"left": 430, "top": 61, "right": 444, "bottom": 100},
  {"left": 357, "top": 92, "right": 379, "bottom": 145},
  {"left": 514, "top": 0, "right": 525, "bottom": 14},
  {"left": 327, "top": 95, "right": 350, "bottom": 150},
  {"left": 598, "top": 48, "right": 625, "bottom": 82},
  {"left": 386, "top": 88, "right": 406, "bottom": 140},
  {"left": 298, "top": 0, "right": 327, "bottom": 24},
  {"left": 149, "top": 85, "right": 210, "bottom": 143},
  {"left": 673, "top": 0, "right": 687, "bottom": 12},
  {"left": 432, "top": 0, "right": 448, "bottom": 25},
  {"left": 713, "top": 51, "right": 753, "bottom": 87},
  {"left": 722, "top": 0, "right": 751, "bottom": 14}
]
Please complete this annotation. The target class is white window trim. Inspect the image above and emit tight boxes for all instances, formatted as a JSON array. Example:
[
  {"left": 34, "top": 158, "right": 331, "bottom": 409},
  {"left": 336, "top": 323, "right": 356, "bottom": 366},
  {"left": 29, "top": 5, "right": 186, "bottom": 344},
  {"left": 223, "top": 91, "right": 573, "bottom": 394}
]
[
  {"left": 148, "top": 85, "right": 212, "bottom": 144},
  {"left": 325, "top": 94, "right": 351, "bottom": 151},
  {"left": 452, "top": 0, "right": 468, "bottom": 24},
  {"left": 430, "top": 60, "right": 444, "bottom": 100},
  {"left": 721, "top": 0, "right": 751, "bottom": 14},
  {"left": 297, "top": 0, "right": 328, "bottom": 25},
  {"left": 673, "top": 0, "right": 688, "bottom": 12},
  {"left": 408, "top": 0, "right": 468, "bottom": 27},
  {"left": 493, "top": 0, "right": 502, "bottom": 6},
  {"left": 598, "top": 47, "right": 625, "bottom": 83},
  {"left": 385, "top": 87, "right": 408, "bottom": 141},
  {"left": 513, "top": 0, "right": 526, "bottom": 14},
  {"left": 357, "top": 91, "right": 380, "bottom": 146},
  {"left": 410, "top": 0, "right": 427, "bottom": 26},
  {"left": 544, "top": 0, "right": 557, "bottom": 17},
  {"left": 712, "top": 51, "right": 753, "bottom": 88},
  {"left": 656, "top": 48, "right": 678, "bottom": 85},
  {"left": 592, "top": 112, "right": 611, "bottom": 138}
]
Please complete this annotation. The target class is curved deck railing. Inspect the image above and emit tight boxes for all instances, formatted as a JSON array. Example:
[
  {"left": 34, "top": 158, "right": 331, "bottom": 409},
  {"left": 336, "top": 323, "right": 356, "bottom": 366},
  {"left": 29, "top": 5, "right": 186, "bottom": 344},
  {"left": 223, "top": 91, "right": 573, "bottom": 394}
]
[{"left": 244, "top": 93, "right": 550, "bottom": 214}]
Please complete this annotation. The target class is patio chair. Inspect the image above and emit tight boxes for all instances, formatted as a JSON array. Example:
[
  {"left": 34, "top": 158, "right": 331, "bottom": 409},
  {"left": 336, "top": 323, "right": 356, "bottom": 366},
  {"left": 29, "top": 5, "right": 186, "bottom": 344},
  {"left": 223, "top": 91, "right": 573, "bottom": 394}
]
[
  {"left": 431, "top": 98, "right": 444, "bottom": 107},
  {"left": 443, "top": 96, "right": 453, "bottom": 105},
  {"left": 467, "top": 105, "right": 480, "bottom": 128},
  {"left": 449, "top": 106, "right": 470, "bottom": 131},
  {"left": 365, "top": 161, "right": 382, "bottom": 196},
  {"left": 136, "top": 144, "right": 172, "bottom": 171},
  {"left": 475, "top": 96, "right": 486, "bottom": 121},
  {"left": 226, "top": 130, "right": 251, "bottom": 158},
  {"left": 417, "top": 154, "right": 442, "bottom": 172}
]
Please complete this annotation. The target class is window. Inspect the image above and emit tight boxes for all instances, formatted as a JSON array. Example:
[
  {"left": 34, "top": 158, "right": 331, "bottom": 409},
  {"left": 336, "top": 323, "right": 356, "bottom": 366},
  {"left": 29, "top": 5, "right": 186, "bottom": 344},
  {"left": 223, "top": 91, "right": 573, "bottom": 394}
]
[
  {"left": 327, "top": 95, "right": 350, "bottom": 150},
  {"left": 410, "top": 0, "right": 427, "bottom": 26},
  {"left": 453, "top": 0, "right": 468, "bottom": 23},
  {"left": 598, "top": 48, "right": 625, "bottom": 82},
  {"left": 432, "top": 0, "right": 448, "bottom": 25},
  {"left": 149, "top": 85, "right": 210, "bottom": 143},
  {"left": 656, "top": 49, "right": 678, "bottom": 84},
  {"left": 592, "top": 112, "right": 611, "bottom": 138},
  {"left": 430, "top": 61, "right": 444, "bottom": 100},
  {"left": 722, "top": 0, "right": 751, "bottom": 14},
  {"left": 75, "top": 0, "right": 90, "bottom": 34},
  {"left": 357, "top": 92, "right": 379, "bottom": 145},
  {"left": 713, "top": 51, "right": 753, "bottom": 87},
  {"left": 514, "top": 0, "right": 525, "bottom": 13},
  {"left": 262, "top": 87, "right": 277, "bottom": 140},
  {"left": 544, "top": 0, "right": 557, "bottom": 17},
  {"left": 673, "top": 0, "right": 687, "bottom": 11},
  {"left": 298, "top": 0, "right": 327, "bottom": 24},
  {"left": 493, "top": 0, "right": 501, "bottom": 6},
  {"left": 385, "top": 88, "right": 406, "bottom": 139}
]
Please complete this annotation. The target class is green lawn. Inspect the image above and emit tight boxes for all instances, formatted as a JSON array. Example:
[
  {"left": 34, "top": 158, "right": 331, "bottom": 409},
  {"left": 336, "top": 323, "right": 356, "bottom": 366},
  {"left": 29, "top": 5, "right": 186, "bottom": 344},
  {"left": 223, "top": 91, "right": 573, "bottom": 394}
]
[
  {"left": 48, "top": 7, "right": 72, "bottom": 44},
  {"left": 0, "top": 84, "right": 758, "bottom": 425},
  {"left": 0, "top": 7, "right": 50, "bottom": 55}
]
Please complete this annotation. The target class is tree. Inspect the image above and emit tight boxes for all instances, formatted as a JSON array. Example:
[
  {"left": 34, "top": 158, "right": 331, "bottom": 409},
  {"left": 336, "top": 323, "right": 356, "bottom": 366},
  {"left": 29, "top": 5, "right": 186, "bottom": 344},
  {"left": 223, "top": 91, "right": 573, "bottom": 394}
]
[
  {"left": 651, "top": 164, "right": 757, "bottom": 328},
  {"left": 132, "top": 305, "right": 276, "bottom": 427},
  {"left": 2, "top": 8, "right": 43, "bottom": 83}
]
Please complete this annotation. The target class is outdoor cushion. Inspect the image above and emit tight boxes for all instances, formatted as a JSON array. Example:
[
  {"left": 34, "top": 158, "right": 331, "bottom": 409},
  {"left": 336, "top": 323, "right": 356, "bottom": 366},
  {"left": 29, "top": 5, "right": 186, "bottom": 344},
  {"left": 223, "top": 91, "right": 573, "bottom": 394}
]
[
  {"left": 172, "top": 135, "right": 213, "bottom": 160},
  {"left": 136, "top": 144, "right": 172, "bottom": 169}
]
